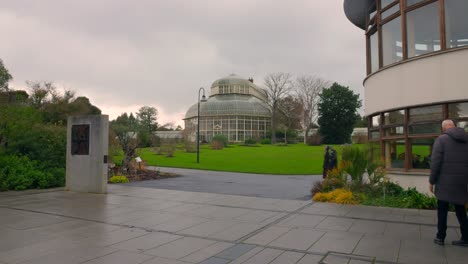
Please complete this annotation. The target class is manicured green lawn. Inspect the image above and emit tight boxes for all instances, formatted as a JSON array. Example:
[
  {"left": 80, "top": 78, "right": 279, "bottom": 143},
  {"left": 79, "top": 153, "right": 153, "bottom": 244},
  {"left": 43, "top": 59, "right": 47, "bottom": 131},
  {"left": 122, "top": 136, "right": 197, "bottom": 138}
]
[{"left": 134, "top": 144, "right": 343, "bottom": 175}]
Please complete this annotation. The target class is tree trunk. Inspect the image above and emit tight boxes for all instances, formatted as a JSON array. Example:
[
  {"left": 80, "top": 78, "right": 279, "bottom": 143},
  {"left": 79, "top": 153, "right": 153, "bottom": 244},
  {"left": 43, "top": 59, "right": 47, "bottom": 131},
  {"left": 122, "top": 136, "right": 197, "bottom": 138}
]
[
  {"left": 304, "top": 127, "right": 310, "bottom": 144},
  {"left": 271, "top": 111, "right": 276, "bottom": 144}
]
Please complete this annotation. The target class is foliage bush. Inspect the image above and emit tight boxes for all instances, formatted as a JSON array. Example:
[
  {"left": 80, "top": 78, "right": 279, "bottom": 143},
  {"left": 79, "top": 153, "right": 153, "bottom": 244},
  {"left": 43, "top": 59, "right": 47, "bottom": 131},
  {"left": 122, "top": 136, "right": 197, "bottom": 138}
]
[
  {"left": 212, "top": 134, "right": 228, "bottom": 147},
  {"left": 306, "top": 135, "right": 322, "bottom": 146},
  {"left": 109, "top": 175, "right": 130, "bottom": 184},
  {"left": 244, "top": 138, "right": 257, "bottom": 145},
  {"left": 0, "top": 155, "right": 64, "bottom": 191},
  {"left": 211, "top": 140, "right": 224, "bottom": 150},
  {"left": 260, "top": 138, "right": 271, "bottom": 145}
]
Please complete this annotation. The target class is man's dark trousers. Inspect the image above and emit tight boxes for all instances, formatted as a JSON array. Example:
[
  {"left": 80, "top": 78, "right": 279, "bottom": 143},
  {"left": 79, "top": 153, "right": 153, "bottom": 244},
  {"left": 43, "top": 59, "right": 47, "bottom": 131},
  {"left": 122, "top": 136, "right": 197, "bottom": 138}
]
[{"left": 437, "top": 200, "right": 468, "bottom": 240}]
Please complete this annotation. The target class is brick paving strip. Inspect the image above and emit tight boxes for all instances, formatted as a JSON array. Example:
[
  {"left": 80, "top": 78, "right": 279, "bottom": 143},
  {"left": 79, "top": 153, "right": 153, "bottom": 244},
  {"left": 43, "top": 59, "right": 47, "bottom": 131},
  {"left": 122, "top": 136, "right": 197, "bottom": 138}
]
[{"left": 0, "top": 185, "right": 465, "bottom": 264}]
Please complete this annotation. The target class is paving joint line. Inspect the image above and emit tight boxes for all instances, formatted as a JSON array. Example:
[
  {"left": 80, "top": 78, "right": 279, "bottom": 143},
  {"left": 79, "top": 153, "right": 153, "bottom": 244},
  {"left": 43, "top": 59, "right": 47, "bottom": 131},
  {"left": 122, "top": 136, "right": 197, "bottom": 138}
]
[
  {"left": 235, "top": 202, "right": 314, "bottom": 243},
  {"left": 297, "top": 211, "right": 457, "bottom": 228}
]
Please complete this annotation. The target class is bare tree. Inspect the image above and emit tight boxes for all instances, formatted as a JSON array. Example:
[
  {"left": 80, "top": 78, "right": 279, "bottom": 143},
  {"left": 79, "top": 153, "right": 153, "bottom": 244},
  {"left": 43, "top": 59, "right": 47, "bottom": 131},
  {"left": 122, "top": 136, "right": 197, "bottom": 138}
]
[
  {"left": 264, "top": 72, "right": 293, "bottom": 144},
  {"left": 295, "top": 75, "right": 329, "bottom": 144},
  {"left": 277, "top": 95, "right": 303, "bottom": 143}
]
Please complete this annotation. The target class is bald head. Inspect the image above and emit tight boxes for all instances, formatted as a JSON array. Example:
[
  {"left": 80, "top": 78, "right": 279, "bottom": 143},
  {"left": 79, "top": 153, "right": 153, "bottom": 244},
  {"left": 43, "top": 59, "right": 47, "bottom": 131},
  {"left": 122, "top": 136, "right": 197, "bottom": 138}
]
[{"left": 442, "top": 119, "right": 455, "bottom": 132}]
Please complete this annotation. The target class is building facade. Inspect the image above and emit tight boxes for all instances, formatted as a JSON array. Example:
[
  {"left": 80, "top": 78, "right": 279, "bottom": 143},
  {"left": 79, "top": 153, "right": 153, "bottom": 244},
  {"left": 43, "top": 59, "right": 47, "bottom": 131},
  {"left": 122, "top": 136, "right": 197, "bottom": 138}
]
[
  {"left": 184, "top": 74, "right": 271, "bottom": 143},
  {"left": 344, "top": 0, "right": 468, "bottom": 173}
]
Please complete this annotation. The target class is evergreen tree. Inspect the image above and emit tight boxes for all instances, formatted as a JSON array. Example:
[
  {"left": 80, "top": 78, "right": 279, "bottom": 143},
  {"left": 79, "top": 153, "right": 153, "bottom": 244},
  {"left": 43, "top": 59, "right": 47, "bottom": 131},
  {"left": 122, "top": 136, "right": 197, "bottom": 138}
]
[{"left": 318, "top": 82, "right": 362, "bottom": 144}]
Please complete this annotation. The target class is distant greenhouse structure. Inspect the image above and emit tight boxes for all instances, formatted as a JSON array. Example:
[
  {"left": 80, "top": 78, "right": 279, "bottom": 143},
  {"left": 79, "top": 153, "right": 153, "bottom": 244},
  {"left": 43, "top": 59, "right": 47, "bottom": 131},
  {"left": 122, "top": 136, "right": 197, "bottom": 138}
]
[{"left": 184, "top": 74, "right": 271, "bottom": 142}]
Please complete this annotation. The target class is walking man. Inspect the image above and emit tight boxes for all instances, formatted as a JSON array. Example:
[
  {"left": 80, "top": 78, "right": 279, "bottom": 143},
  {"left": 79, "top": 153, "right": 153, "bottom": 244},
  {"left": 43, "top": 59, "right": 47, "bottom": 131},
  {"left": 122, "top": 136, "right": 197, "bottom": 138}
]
[{"left": 430, "top": 119, "right": 468, "bottom": 246}]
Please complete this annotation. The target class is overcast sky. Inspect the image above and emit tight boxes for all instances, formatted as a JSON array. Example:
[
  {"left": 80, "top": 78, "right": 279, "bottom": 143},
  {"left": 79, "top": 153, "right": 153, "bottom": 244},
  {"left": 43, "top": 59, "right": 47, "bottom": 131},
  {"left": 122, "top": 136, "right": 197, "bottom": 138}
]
[{"left": 0, "top": 0, "right": 365, "bottom": 127}]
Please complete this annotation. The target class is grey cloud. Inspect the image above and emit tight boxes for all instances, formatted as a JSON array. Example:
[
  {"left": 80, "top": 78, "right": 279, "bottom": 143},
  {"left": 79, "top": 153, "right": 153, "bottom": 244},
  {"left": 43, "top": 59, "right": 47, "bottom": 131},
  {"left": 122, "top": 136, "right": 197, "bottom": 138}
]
[{"left": 0, "top": 0, "right": 366, "bottom": 120}]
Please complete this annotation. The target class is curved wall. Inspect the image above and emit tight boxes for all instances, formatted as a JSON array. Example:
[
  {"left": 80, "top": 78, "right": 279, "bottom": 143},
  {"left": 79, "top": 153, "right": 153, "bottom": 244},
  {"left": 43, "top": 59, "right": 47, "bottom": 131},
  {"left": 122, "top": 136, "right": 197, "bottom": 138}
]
[{"left": 364, "top": 48, "right": 468, "bottom": 116}]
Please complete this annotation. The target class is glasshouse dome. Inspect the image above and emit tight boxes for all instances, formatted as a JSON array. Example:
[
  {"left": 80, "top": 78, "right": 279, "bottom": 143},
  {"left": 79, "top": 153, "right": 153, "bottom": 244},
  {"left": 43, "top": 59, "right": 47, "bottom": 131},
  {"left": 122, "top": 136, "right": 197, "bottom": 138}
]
[{"left": 184, "top": 74, "right": 271, "bottom": 142}]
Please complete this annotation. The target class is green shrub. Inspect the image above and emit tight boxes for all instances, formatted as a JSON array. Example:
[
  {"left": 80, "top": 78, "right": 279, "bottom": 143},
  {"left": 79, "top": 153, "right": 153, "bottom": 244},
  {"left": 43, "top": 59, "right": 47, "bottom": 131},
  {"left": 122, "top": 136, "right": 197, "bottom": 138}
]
[
  {"left": 109, "top": 175, "right": 130, "bottom": 184},
  {"left": 244, "top": 138, "right": 256, "bottom": 145},
  {"left": 260, "top": 138, "right": 271, "bottom": 144},
  {"left": 0, "top": 155, "right": 64, "bottom": 191},
  {"left": 212, "top": 134, "right": 228, "bottom": 147}
]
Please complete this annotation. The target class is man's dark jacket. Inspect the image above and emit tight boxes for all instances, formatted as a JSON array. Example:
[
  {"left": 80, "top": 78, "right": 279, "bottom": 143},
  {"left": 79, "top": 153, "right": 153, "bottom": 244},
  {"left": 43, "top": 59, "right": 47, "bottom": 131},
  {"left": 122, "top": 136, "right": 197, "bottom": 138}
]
[{"left": 430, "top": 127, "right": 468, "bottom": 205}]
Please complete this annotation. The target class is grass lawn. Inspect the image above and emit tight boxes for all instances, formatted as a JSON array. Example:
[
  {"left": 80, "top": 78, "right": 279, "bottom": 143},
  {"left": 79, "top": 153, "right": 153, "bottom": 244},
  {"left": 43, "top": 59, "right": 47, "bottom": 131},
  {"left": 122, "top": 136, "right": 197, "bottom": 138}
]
[{"left": 131, "top": 143, "right": 346, "bottom": 175}]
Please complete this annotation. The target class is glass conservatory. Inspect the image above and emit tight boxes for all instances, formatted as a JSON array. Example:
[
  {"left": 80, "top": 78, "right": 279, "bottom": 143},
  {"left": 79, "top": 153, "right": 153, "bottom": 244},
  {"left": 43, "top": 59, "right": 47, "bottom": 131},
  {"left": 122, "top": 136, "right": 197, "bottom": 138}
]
[{"left": 184, "top": 74, "right": 271, "bottom": 142}]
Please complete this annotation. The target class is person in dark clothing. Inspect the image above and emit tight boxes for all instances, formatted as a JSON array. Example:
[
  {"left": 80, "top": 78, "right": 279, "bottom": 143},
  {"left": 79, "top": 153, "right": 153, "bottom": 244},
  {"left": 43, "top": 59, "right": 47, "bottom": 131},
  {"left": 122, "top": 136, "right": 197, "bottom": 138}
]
[
  {"left": 430, "top": 119, "right": 468, "bottom": 246},
  {"left": 329, "top": 148, "right": 338, "bottom": 171},
  {"left": 322, "top": 146, "right": 331, "bottom": 179}
]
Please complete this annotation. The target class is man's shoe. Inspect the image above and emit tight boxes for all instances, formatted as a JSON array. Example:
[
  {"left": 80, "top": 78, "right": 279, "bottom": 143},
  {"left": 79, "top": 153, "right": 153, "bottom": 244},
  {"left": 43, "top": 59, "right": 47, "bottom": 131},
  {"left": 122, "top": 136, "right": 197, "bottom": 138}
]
[
  {"left": 433, "top": 238, "right": 445, "bottom": 245},
  {"left": 452, "top": 240, "right": 468, "bottom": 247}
]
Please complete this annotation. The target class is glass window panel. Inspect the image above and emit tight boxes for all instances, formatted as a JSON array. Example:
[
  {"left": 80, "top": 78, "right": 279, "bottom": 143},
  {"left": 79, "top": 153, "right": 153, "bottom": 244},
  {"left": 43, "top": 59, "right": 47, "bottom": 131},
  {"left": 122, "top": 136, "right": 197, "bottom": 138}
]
[
  {"left": 237, "top": 119, "right": 244, "bottom": 129},
  {"left": 445, "top": 0, "right": 468, "bottom": 48},
  {"left": 381, "top": 0, "right": 396, "bottom": 9},
  {"left": 409, "top": 123, "right": 441, "bottom": 135},
  {"left": 448, "top": 102, "right": 468, "bottom": 119},
  {"left": 384, "top": 140, "right": 405, "bottom": 169},
  {"left": 406, "top": 0, "right": 425, "bottom": 6},
  {"left": 370, "top": 32, "right": 379, "bottom": 73},
  {"left": 384, "top": 110, "right": 405, "bottom": 125},
  {"left": 381, "top": 3, "right": 400, "bottom": 20},
  {"left": 407, "top": 2, "right": 441, "bottom": 57},
  {"left": 370, "top": 131, "right": 381, "bottom": 139},
  {"left": 371, "top": 115, "right": 380, "bottom": 128},
  {"left": 384, "top": 126, "right": 405, "bottom": 136},
  {"left": 410, "top": 138, "right": 435, "bottom": 169},
  {"left": 369, "top": 142, "right": 382, "bottom": 162},
  {"left": 382, "top": 17, "right": 403, "bottom": 66},
  {"left": 456, "top": 121, "right": 468, "bottom": 133},
  {"left": 409, "top": 105, "right": 443, "bottom": 122}
]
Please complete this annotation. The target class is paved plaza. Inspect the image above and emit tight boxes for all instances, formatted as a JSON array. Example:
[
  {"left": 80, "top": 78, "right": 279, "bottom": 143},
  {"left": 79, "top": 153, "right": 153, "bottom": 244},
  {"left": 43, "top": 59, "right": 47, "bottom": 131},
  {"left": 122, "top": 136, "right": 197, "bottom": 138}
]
[
  {"left": 128, "top": 167, "right": 320, "bottom": 200},
  {"left": 0, "top": 185, "right": 466, "bottom": 264}
]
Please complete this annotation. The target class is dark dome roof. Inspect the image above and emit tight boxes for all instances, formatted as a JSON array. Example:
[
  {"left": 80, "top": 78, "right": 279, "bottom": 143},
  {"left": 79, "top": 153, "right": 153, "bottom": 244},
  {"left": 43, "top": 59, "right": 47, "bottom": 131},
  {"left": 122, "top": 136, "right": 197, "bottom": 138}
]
[
  {"left": 343, "top": 0, "right": 375, "bottom": 30},
  {"left": 185, "top": 94, "right": 270, "bottom": 119}
]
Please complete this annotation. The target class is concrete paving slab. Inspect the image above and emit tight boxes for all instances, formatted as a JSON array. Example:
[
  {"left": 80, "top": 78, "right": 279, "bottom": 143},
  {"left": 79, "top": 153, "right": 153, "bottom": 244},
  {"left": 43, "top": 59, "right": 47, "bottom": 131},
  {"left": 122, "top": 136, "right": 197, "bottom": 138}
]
[
  {"left": 209, "top": 222, "right": 266, "bottom": 241},
  {"left": 110, "top": 232, "right": 182, "bottom": 252},
  {"left": 153, "top": 215, "right": 210, "bottom": 233},
  {"left": 352, "top": 235, "right": 400, "bottom": 263},
  {"left": 180, "top": 241, "right": 233, "bottom": 263},
  {"left": 214, "top": 244, "right": 257, "bottom": 260},
  {"left": 228, "top": 246, "right": 264, "bottom": 264},
  {"left": 269, "top": 228, "right": 325, "bottom": 251},
  {"left": 18, "top": 246, "right": 118, "bottom": 264},
  {"left": 143, "top": 237, "right": 216, "bottom": 259},
  {"left": 177, "top": 219, "right": 238, "bottom": 238},
  {"left": 239, "top": 248, "right": 284, "bottom": 264},
  {"left": 244, "top": 226, "right": 291, "bottom": 245},
  {"left": 269, "top": 251, "right": 305, "bottom": 264},
  {"left": 198, "top": 257, "right": 231, "bottom": 264},
  {"left": 83, "top": 250, "right": 154, "bottom": 264},
  {"left": 142, "top": 257, "right": 191, "bottom": 264},
  {"left": 277, "top": 214, "right": 326, "bottom": 229},
  {"left": 315, "top": 216, "right": 355, "bottom": 231},
  {"left": 398, "top": 239, "right": 448, "bottom": 264},
  {"left": 384, "top": 222, "right": 420, "bottom": 240},
  {"left": 348, "top": 219, "right": 386, "bottom": 235},
  {"left": 308, "top": 231, "right": 363, "bottom": 254},
  {"left": 296, "top": 254, "right": 323, "bottom": 264}
]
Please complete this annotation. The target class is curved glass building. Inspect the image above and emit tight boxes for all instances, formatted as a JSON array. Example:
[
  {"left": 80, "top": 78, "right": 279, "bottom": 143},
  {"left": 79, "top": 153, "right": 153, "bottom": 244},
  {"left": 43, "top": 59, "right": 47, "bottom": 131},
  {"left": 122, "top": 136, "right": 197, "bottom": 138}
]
[
  {"left": 344, "top": 0, "right": 468, "bottom": 172},
  {"left": 184, "top": 74, "right": 271, "bottom": 142}
]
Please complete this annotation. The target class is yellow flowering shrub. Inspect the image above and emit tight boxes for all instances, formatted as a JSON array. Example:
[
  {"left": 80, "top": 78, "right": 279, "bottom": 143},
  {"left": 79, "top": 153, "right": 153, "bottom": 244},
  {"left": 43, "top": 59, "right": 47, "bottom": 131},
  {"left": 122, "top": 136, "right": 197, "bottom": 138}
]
[
  {"left": 313, "top": 188, "right": 358, "bottom": 205},
  {"left": 109, "top": 175, "right": 130, "bottom": 184}
]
